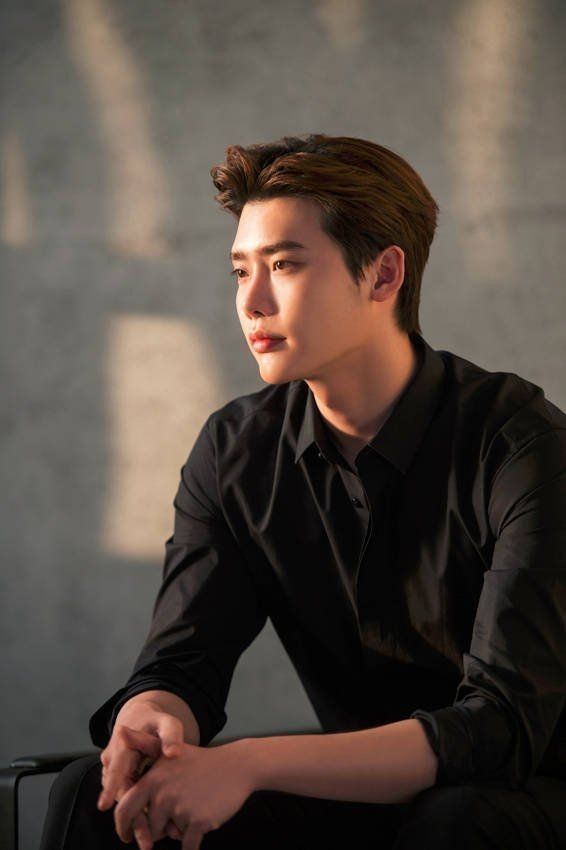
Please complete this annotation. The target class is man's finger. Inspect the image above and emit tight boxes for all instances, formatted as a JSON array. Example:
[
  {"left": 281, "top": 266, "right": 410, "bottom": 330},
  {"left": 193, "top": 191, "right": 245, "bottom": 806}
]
[
  {"left": 166, "top": 821, "right": 183, "bottom": 840},
  {"left": 98, "top": 727, "right": 161, "bottom": 809},
  {"left": 132, "top": 811, "right": 154, "bottom": 850},
  {"left": 114, "top": 776, "right": 151, "bottom": 843},
  {"left": 98, "top": 743, "right": 140, "bottom": 809},
  {"left": 147, "top": 803, "right": 171, "bottom": 843},
  {"left": 114, "top": 775, "right": 138, "bottom": 803},
  {"left": 181, "top": 821, "right": 203, "bottom": 850}
]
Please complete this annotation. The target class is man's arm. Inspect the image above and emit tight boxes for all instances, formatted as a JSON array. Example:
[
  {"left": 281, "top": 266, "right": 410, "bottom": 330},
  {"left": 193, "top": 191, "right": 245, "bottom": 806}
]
[
  {"left": 242, "top": 425, "right": 566, "bottom": 802},
  {"left": 89, "top": 413, "right": 268, "bottom": 751},
  {"left": 244, "top": 717, "right": 437, "bottom": 804},
  {"left": 405, "top": 426, "right": 566, "bottom": 789}
]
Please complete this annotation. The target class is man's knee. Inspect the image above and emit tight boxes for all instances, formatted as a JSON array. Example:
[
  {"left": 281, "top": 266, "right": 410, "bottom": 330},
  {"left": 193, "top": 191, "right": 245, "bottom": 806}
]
[
  {"left": 393, "top": 779, "right": 557, "bottom": 850},
  {"left": 48, "top": 754, "right": 102, "bottom": 810},
  {"left": 392, "top": 783, "right": 499, "bottom": 850},
  {"left": 40, "top": 754, "right": 104, "bottom": 850}
]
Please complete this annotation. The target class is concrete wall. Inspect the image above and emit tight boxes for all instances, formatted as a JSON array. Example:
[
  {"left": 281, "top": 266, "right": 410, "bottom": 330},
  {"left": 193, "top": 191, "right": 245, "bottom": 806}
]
[{"left": 2, "top": 1, "right": 565, "bottom": 846}]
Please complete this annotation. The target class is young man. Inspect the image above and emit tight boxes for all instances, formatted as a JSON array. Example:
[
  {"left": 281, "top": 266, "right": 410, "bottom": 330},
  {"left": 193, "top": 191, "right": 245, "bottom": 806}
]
[{"left": 41, "top": 135, "right": 565, "bottom": 850}]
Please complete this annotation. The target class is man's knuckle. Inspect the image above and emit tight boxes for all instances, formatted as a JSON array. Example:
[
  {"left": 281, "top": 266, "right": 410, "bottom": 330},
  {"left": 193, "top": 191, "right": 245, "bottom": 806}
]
[
  {"left": 151, "top": 789, "right": 166, "bottom": 809},
  {"left": 172, "top": 802, "right": 185, "bottom": 819}
]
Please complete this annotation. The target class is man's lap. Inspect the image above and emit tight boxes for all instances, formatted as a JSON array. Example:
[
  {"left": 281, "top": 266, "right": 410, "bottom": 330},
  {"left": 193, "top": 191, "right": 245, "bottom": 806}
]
[
  {"left": 40, "top": 753, "right": 565, "bottom": 850},
  {"left": 391, "top": 774, "right": 565, "bottom": 850}
]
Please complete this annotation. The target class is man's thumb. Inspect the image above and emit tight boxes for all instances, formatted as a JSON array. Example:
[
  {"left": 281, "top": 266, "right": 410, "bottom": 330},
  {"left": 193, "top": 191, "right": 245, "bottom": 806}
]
[
  {"left": 157, "top": 716, "right": 184, "bottom": 757},
  {"left": 119, "top": 726, "right": 161, "bottom": 759}
]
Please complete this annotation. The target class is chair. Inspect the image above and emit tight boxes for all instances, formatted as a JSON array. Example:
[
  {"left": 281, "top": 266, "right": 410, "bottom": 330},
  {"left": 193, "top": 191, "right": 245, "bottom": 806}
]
[{"left": 0, "top": 725, "right": 321, "bottom": 850}]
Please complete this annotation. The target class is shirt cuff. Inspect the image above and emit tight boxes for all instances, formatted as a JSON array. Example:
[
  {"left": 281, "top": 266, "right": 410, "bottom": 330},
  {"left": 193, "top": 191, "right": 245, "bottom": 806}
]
[
  {"left": 410, "top": 697, "right": 515, "bottom": 786},
  {"left": 89, "top": 675, "right": 227, "bottom": 749}
]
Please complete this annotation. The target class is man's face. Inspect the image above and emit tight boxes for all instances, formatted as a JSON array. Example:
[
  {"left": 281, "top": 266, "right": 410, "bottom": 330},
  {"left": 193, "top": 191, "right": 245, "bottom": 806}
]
[{"left": 230, "top": 195, "right": 384, "bottom": 385}]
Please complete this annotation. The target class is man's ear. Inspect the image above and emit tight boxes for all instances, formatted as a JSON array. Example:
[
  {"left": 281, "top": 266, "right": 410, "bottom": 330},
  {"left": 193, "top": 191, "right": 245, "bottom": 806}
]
[
  {"left": 375, "top": 245, "right": 404, "bottom": 283},
  {"left": 371, "top": 246, "right": 405, "bottom": 300}
]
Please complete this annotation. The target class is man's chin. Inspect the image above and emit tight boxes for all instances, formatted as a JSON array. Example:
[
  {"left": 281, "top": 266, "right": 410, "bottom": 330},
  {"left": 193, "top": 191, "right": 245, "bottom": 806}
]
[
  {"left": 257, "top": 362, "right": 304, "bottom": 385},
  {"left": 259, "top": 374, "right": 292, "bottom": 386}
]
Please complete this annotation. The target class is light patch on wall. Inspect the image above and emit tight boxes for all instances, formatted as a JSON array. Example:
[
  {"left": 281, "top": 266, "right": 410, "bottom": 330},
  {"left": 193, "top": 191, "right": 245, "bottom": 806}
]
[
  {"left": 314, "top": 0, "right": 368, "bottom": 51},
  {"left": 445, "top": 0, "right": 534, "bottom": 282},
  {"left": 1, "top": 128, "right": 32, "bottom": 247},
  {"left": 64, "top": 0, "right": 169, "bottom": 258},
  {"left": 102, "top": 314, "right": 223, "bottom": 561}
]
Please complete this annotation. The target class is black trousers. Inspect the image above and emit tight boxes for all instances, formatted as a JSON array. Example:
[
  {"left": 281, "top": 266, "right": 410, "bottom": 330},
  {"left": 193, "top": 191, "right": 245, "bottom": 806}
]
[{"left": 39, "top": 753, "right": 566, "bottom": 850}]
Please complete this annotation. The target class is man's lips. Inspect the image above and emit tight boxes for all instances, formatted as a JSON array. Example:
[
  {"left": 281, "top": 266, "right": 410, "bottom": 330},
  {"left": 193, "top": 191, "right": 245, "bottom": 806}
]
[
  {"left": 251, "top": 337, "right": 286, "bottom": 352},
  {"left": 249, "top": 332, "right": 286, "bottom": 342}
]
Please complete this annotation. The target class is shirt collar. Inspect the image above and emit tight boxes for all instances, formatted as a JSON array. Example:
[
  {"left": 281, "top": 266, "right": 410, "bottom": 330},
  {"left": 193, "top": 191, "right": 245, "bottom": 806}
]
[{"left": 293, "top": 332, "right": 446, "bottom": 474}]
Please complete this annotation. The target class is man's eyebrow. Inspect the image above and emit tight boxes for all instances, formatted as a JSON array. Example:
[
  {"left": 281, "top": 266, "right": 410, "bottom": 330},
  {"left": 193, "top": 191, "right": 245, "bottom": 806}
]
[{"left": 229, "top": 240, "right": 308, "bottom": 261}]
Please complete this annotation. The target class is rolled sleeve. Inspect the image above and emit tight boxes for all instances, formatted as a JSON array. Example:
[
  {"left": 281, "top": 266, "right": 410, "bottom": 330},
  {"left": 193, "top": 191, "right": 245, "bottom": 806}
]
[
  {"left": 411, "top": 427, "right": 566, "bottom": 789},
  {"left": 89, "top": 414, "right": 268, "bottom": 749}
]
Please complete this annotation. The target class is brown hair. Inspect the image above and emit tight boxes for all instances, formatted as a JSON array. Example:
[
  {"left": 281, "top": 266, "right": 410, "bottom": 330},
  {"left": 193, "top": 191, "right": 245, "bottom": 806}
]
[{"left": 210, "top": 133, "right": 440, "bottom": 337}]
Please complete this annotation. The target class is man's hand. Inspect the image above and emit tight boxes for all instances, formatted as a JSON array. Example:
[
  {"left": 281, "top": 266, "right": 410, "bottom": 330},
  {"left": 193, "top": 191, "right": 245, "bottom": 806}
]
[
  {"left": 113, "top": 738, "right": 256, "bottom": 850},
  {"left": 97, "top": 696, "right": 190, "bottom": 847}
]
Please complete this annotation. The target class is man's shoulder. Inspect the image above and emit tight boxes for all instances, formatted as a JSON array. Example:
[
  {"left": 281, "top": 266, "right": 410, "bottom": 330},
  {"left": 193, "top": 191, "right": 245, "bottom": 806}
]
[
  {"left": 438, "top": 345, "right": 566, "bottom": 459},
  {"left": 205, "top": 380, "right": 300, "bottom": 442}
]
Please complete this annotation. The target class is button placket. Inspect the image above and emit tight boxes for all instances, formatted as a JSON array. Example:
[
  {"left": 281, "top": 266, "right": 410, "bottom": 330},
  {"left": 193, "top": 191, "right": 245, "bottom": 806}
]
[{"left": 340, "top": 468, "right": 371, "bottom": 581}]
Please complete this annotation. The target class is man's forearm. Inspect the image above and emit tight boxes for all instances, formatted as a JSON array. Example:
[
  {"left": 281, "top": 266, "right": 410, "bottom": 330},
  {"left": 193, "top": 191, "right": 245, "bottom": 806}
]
[
  {"left": 114, "top": 689, "right": 201, "bottom": 746},
  {"left": 245, "top": 718, "right": 438, "bottom": 805}
]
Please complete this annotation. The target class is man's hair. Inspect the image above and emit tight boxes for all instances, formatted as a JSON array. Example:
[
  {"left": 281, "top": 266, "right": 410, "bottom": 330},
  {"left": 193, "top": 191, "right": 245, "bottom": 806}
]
[{"left": 210, "top": 133, "right": 440, "bottom": 337}]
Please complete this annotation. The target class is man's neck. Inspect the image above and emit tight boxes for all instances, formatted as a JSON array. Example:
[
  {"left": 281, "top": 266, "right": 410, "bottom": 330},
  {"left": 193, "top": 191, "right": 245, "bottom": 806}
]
[{"left": 307, "top": 332, "right": 420, "bottom": 465}]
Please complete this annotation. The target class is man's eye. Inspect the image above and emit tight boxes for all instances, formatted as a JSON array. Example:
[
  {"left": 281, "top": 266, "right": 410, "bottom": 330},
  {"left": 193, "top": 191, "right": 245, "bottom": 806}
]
[{"left": 230, "top": 260, "right": 294, "bottom": 281}]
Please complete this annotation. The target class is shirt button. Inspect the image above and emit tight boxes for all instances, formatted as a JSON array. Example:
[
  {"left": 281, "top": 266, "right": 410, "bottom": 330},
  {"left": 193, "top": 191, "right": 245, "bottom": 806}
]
[
  {"left": 317, "top": 451, "right": 324, "bottom": 459},
  {"left": 351, "top": 496, "right": 363, "bottom": 507}
]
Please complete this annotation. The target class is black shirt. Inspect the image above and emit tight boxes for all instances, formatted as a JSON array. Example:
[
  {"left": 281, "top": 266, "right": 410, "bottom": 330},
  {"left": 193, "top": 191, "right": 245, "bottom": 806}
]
[{"left": 89, "top": 331, "right": 566, "bottom": 790}]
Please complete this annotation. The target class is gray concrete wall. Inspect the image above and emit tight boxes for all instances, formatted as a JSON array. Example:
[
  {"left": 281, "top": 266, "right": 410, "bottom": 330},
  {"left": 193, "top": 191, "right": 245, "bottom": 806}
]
[{"left": 2, "top": 1, "right": 565, "bottom": 847}]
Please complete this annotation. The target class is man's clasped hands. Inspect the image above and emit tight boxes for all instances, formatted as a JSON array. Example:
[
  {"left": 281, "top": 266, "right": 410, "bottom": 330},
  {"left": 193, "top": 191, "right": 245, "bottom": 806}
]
[{"left": 97, "top": 695, "right": 257, "bottom": 850}]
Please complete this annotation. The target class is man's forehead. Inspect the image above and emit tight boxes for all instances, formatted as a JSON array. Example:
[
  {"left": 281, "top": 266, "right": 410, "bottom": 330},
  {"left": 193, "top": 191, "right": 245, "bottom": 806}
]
[{"left": 230, "top": 196, "right": 323, "bottom": 258}]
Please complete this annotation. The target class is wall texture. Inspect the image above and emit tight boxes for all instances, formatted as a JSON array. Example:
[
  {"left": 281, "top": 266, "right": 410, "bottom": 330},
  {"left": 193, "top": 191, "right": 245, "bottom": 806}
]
[{"left": 2, "top": 1, "right": 565, "bottom": 846}]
